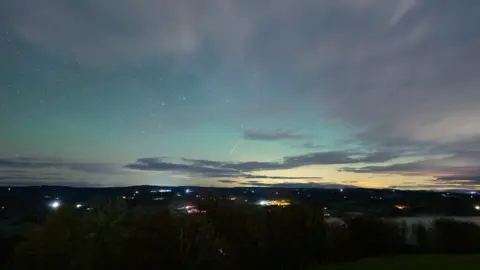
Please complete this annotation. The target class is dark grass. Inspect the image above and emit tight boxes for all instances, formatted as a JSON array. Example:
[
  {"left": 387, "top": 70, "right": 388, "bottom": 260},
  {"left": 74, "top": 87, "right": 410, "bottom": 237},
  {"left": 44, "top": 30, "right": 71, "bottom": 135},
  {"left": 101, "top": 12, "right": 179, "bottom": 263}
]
[{"left": 315, "top": 254, "right": 480, "bottom": 270}]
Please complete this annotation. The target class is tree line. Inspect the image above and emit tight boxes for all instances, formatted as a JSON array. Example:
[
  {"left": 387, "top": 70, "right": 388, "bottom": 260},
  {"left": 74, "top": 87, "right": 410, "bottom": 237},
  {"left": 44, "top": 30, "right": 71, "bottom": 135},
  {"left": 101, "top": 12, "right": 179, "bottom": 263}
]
[{"left": 3, "top": 199, "right": 480, "bottom": 269}]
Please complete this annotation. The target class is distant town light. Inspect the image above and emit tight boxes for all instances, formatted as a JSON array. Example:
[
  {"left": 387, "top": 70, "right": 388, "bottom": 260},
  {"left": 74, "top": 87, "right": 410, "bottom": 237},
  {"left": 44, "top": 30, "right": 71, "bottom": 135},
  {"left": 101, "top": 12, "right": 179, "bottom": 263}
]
[
  {"left": 474, "top": 205, "right": 480, "bottom": 211},
  {"left": 48, "top": 200, "right": 61, "bottom": 209},
  {"left": 258, "top": 200, "right": 268, "bottom": 206},
  {"left": 339, "top": 188, "right": 343, "bottom": 192},
  {"left": 256, "top": 200, "right": 291, "bottom": 207},
  {"left": 151, "top": 189, "right": 172, "bottom": 193},
  {"left": 395, "top": 204, "right": 408, "bottom": 210},
  {"left": 185, "top": 188, "right": 192, "bottom": 194}
]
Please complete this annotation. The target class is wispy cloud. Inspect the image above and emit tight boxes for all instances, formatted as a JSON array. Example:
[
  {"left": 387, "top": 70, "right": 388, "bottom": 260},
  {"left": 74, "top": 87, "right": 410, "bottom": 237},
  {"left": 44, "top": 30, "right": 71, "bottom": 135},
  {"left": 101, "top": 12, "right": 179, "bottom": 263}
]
[
  {"left": 340, "top": 150, "right": 480, "bottom": 185},
  {"left": 125, "top": 157, "right": 322, "bottom": 180},
  {"left": 0, "top": 157, "right": 125, "bottom": 175},
  {"left": 126, "top": 150, "right": 403, "bottom": 179},
  {"left": 217, "top": 180, "right": 237, "bottom": 184},
  {"left": 243, "top": 129, "right": 305, "bottom": 141}
]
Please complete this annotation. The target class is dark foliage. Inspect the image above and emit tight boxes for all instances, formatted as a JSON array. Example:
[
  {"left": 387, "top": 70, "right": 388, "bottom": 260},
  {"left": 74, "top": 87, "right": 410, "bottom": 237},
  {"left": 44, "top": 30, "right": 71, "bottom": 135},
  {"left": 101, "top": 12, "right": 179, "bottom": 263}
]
[{"left": 7, "top": 201, "right": 480, "bottom": 270}]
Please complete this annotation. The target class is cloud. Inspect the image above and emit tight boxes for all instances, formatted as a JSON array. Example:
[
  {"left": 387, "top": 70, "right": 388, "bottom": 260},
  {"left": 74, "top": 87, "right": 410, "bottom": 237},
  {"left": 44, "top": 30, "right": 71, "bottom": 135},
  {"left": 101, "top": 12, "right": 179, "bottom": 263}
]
[
  {"left": 132, "top": 150, "right": 401, "bottom": 174},
  {"left": 283, "top": 151, "right": 398, "bottom": 166},
  {"left": 340, "top": 162, "right": 427, "bottom": 174},
  {"left": 243, "top": 129, "right": 305, "bottom": 141},
  {"left": 340, "top": 151, "right": 480, "bottom": 186},
  {"left": 310, "top": 0, "right": 480, "bottom": 146},
  {"left": 0, "top": 157, "right": 124, "bottom": 175},
  {"left": 217, "top": 180, "right": 236, "bottom": 184},
  {"left": 3, "top": 0, "right": 480, "bottom": 145},
  {"left": 0, "top": 0, "right": 399, "bottom": 68},
  {"left": 126, "top": 150, "right": 402, "bottom": 178},
  {"left": 125, "top": 157, "right": 322, "bottom": 180},
  {"left": 436, "top": 175, "right": 480, "bottom": 185},
  {"left": 0, "top": 157, "right": 56, "bottom": 169},
  {"left": 125, "top": 158, "right": 236, "bottom": 174}
]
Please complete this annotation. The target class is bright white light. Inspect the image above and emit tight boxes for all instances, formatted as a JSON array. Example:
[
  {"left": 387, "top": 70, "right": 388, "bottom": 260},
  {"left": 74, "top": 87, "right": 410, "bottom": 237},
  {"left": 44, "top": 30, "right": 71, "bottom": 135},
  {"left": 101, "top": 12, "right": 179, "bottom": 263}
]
[
  {"left": 49, "top": 200, "right": 61, "bottom": 209},
  {"left": 475, "top": 205, "right": 480, "bottom": 211},
  {"left": 76, "top": 204, "right": 83, "bottom": 209},
  {"left": 339, "top": 188, "right": 344, "bottom": 192},
  {"left": 257, "top": 200, "right": 268, "bottom": 206},
  {"left": 185, "top": 188, "right": 192, "bottom": 194}
]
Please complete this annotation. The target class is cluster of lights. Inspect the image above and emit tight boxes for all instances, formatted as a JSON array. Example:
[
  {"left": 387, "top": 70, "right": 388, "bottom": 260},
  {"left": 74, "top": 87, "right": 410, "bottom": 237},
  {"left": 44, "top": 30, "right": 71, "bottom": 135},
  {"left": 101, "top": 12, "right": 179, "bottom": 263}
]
[
  {"left": 256, "top": 200, "right": 291, "bottom": 207},
  {"left": 47, "top": 201, "right": 88, "bottom": 210},
  {"left": 151, "top": 189, "right": 172, "bottom": 193},
  {"left": 394, "top": 204, "right": 408, "bottom": 210},
  {"left": 178, "top": 204, "right": 205, "bottom": 214}
]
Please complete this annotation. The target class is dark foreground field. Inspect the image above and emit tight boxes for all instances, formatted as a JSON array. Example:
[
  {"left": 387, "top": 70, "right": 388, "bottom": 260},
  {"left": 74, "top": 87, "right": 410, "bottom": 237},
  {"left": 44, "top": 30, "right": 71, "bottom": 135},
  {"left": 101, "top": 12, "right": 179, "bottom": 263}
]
[
  {"left": 317, "top": 254, "right": 480, "bottom": 270},
  {"left": 3, "top": 200, "right": 480, "bottom": 269}
]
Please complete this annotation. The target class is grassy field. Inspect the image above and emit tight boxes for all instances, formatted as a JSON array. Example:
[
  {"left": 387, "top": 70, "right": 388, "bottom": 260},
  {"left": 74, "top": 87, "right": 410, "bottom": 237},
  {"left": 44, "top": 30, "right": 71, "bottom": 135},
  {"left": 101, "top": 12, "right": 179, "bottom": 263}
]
[{"left": 316, "top": 254, "right": 480, "bottom": 270}]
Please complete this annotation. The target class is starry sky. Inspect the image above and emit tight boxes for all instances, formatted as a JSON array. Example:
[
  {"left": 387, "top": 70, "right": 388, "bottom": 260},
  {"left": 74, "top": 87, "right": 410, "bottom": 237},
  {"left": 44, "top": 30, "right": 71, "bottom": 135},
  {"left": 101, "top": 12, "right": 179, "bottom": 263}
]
[{"left": 1, "top": 0, "right": 479, "bottom": 190}]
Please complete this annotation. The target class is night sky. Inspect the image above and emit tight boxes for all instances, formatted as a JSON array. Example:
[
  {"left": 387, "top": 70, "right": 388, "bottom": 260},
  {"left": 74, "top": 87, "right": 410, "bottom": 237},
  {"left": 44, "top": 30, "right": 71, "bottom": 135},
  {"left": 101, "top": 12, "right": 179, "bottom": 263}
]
[{"left": 1, "top": 1, "right": 479, "bottom": 190}]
